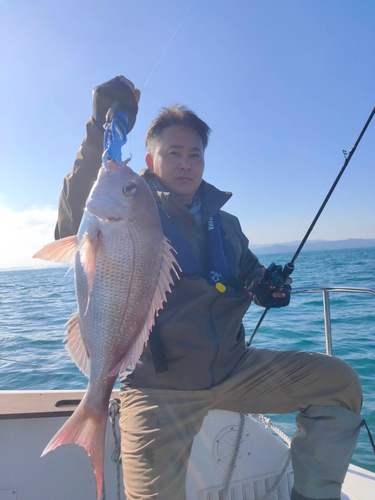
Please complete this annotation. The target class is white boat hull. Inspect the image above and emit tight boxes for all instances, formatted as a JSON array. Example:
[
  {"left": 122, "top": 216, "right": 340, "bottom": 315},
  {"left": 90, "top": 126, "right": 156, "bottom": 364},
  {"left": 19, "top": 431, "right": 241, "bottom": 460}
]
[{"left": 0, "top": 390, "right": 374, "bottom": 500}]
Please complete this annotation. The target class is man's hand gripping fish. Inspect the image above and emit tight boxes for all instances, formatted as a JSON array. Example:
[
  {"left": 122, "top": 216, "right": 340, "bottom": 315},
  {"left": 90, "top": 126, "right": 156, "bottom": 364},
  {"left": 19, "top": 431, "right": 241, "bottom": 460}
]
[{"left": 34, "top": 160, "right": 180, "bottom": 499}]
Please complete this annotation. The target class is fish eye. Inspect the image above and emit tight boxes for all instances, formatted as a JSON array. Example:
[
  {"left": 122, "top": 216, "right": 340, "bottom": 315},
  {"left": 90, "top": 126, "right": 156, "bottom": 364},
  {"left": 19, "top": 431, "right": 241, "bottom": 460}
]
[{"left": 122, "top": 182, "right": 138, "bottom": 196}]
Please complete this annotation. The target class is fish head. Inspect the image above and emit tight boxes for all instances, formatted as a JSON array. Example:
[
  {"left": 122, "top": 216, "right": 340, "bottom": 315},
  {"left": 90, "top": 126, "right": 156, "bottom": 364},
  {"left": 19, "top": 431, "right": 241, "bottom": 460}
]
[{"left": 86, "top": 161, "right": 157, "bottom": 222}]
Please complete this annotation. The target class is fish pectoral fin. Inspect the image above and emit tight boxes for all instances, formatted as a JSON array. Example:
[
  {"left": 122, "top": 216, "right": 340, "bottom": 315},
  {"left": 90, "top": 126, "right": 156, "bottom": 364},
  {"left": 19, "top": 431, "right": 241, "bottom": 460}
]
[
  {"left": 64, "top": 312, "right": 90, "bottom": 376},
  {"left": 33, "top": 235, "right": 78, "bottom": 263},
  {"left": 117, "top": 236, "right": 181, "bottom": 377},
  {"left": 78, "top": 231, "right": 102, "bottom": 314},
  {"left": 112, "top": 335, "right": 144, "bottom": 378}
]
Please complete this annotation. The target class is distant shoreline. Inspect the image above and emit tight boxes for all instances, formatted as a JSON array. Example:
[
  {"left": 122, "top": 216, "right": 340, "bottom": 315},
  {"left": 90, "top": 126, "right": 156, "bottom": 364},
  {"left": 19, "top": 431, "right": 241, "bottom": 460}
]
[
  {"left": 250, "top": 238, "right": 375, "bottom": 256},
  {"left": 1, "top": 239, "right": 374, "bottom": 272}
]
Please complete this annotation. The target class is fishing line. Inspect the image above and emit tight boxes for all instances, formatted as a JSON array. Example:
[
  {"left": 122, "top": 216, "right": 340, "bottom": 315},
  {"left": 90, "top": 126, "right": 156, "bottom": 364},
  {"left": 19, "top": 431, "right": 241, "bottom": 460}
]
[
  {"left": 0, "top": 357, "right": 42, "bottom": 367},
  {"left": 143, "top": 0, "right": 195, "bottom": 87},
  {"left": 122, "top": 1, "right": 195, "bottom": 162},
  {"left": 122, "top": 0, "right": 195, "bottom": 164}
]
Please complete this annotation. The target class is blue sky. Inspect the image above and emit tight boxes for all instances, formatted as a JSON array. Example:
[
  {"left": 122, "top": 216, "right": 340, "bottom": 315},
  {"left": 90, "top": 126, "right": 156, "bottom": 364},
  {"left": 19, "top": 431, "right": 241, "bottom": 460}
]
[{"left": 1, "top": 0, "right": 374, "bottom": 268}]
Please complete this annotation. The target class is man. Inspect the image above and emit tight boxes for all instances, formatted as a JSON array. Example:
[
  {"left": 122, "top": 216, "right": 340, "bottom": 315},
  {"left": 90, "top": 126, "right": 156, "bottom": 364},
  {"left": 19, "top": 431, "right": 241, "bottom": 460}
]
[{"left": 55, "top": 76, "right": 363, "bottom": 500}]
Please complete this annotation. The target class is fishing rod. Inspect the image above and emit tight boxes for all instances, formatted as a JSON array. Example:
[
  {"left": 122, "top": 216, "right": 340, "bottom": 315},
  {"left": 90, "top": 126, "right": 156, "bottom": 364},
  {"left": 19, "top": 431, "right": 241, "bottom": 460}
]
[
  {"left": 247, "top": 105, "right": 375, "bottom": 347},
  {"left": 0, "top": 357, "right": 42, "bottom": 367}
]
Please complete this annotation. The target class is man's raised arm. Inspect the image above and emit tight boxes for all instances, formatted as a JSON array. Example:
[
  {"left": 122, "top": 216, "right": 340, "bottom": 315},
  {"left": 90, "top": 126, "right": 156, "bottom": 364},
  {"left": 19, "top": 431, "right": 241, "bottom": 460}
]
[{"left": 54, "top": 76, "right": 140, "bottom": 239}]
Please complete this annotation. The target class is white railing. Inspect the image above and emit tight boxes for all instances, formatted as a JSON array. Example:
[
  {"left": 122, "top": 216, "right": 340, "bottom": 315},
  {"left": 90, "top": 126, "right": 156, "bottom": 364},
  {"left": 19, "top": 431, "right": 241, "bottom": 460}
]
[{"left": 291, "top": 286, "right": 375, "bottom": 355}]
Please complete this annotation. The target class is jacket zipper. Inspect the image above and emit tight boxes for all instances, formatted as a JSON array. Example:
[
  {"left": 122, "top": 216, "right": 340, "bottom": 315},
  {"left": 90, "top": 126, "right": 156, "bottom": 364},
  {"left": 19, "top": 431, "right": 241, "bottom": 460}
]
[{"left": 208, "top": 296, "right": 220, "bottom": 387}]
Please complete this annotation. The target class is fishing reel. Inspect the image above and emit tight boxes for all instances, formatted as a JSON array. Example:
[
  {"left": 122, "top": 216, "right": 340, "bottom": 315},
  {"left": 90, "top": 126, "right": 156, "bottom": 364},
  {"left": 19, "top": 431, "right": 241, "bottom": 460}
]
[{"left": 252, "top": 262, "right": 292, "bottom": 309}]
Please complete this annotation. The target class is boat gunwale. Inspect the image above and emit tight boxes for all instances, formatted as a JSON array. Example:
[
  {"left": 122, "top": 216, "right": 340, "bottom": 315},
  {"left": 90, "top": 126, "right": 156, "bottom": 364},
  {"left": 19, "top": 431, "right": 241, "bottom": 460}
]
[{"left": 0, "top": 389, "right": 120, "bottom": 419}]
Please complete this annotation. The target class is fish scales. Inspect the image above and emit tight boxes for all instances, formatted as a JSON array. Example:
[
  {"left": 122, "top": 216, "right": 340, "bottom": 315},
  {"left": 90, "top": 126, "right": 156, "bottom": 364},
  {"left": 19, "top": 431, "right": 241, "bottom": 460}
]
[{"left": 76, "top": 217, "right": 162, "bottom": 380}]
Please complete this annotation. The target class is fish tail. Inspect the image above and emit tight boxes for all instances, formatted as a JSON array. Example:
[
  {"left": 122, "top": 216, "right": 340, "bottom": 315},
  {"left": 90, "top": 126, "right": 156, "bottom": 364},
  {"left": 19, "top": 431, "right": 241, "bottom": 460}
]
[{"left": 41, "top": 399, "right": 107, "bottom": 499}]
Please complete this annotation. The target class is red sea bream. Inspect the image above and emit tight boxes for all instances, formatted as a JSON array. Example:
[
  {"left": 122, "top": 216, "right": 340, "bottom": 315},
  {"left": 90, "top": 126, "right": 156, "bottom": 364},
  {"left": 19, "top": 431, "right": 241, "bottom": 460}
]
[{"left": 34, "top": 160, "right": 179, "bottom": 498}]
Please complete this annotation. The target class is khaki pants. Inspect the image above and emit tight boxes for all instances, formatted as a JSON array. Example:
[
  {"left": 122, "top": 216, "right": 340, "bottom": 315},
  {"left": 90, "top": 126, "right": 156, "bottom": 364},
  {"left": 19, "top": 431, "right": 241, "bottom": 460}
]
[{"left": 119, "top": 348, "right": 363, "bottom": 500}]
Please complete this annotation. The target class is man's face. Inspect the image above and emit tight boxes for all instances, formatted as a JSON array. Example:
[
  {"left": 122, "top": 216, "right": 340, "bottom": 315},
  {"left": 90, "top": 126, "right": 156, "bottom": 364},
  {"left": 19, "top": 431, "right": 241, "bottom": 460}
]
[{"left": 146, "top": 125, "right": 205, "bottom": 204}]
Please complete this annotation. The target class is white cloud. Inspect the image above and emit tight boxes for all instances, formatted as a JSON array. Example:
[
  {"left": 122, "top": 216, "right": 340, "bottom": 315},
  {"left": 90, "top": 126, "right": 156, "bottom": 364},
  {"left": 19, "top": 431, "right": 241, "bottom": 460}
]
[{"left": 0, "top": 205, "right": 63, "bottom": 269}]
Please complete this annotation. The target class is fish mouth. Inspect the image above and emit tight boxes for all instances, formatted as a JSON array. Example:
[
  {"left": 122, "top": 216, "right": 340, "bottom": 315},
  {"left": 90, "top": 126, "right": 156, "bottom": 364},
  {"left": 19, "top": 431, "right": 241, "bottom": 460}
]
[{"left": 86, "top": 209, "right": 122, "bottom": 222}]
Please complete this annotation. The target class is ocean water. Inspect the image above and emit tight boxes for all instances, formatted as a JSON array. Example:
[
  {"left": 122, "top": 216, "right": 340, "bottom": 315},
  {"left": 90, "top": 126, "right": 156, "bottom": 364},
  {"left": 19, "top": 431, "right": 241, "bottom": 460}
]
[{"left": 0, "top": 247, "right": 374, "bottom": 473}]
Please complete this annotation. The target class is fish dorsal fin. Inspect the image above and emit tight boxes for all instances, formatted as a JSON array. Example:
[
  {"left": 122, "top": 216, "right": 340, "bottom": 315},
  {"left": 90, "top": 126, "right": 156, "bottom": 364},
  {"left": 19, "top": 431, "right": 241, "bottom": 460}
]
[
  {"left": 64, "top": 312, "right": 91, "bottom": 376},
  {"left": 117, "top": 236, "right": 181, "bottom": 376},
  {"left": 78, "top": 231, "right": 102, "bottom": 314},
  {"left": 33, "top": 235, "right": 78, "bottom": 263}
]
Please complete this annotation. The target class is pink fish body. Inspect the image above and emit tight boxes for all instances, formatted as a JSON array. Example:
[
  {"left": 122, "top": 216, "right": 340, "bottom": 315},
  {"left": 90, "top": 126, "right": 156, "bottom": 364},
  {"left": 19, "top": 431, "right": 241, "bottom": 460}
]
[{"left": 34, "top": 161, "right": 179, "bottom": 498}]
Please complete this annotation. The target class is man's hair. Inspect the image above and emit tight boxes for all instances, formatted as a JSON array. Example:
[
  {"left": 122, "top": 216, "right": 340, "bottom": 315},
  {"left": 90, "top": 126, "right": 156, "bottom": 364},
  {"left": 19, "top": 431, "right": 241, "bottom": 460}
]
[{"left": 145, "top": 105, "right": 211, "bottom": 155}]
